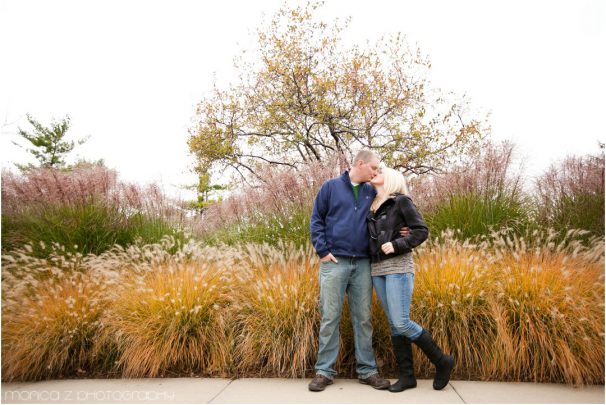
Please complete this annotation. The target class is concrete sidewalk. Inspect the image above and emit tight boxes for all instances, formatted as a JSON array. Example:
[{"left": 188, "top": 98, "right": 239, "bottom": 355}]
[{"left": 1, "top": 378, "right": 604, "bottom": 404}]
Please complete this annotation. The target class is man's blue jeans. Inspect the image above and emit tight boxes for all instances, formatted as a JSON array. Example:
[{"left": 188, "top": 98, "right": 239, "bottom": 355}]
[
  {"left": 372, "top": 272, "right": 423, "bottom": 340},
  {"left": 315, "top": 257, "right": 378, "bottom": 379}
]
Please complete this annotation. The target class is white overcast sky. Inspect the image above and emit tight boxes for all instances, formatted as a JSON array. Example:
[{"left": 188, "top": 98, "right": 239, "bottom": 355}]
[{"left": 1, "top": 0, "right": 605, "bottom": 200}]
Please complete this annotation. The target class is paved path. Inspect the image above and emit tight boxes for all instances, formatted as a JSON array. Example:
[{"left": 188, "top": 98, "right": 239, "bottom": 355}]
[{"left": 1, "top": 378, "right": 604, "bottom": 404}]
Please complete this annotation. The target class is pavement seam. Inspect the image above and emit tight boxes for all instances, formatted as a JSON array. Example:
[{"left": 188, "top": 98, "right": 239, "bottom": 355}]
[
  {"left": 449, "top": 382, "right": 466, "bottom": 404},
  {"left": 208, "top": 378, "right": 235, "bottom": 404}
]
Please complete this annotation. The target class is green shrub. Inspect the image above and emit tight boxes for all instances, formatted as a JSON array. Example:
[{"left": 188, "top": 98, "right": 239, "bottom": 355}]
[
  {"left": 200, "top": 210, "right": 311, "bottom": 248},
  {"left": 424, "top": 193, "right": 531, "bottom": 241},
  {"left": 2, "top": 200, "right": 187, "bottom": 257}
]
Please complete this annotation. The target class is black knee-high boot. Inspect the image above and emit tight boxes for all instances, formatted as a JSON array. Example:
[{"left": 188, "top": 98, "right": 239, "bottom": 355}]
[
  {"left": 412, "top": 329, "right": 455, "bottom": 390},
  {"left": 389, "top": 335, "right": 417, "bottom": 392}
]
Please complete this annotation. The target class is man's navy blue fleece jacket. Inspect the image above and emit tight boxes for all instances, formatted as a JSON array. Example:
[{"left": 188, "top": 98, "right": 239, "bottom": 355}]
[{"left": 310, "top": 171, "right": 377, "bottom": 258}]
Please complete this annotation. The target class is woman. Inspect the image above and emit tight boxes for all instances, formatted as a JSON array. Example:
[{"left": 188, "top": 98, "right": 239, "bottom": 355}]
[{"left": 368, "top": 167, "right": 454, "bottom": 392}]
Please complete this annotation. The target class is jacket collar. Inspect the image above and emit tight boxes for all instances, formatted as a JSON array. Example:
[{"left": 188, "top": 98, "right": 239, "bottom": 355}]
[
  {"left": 340, "top": 170, "right": 353, "bottom": 184},
  {"left": 373, "top": 193, "right": 403, "bottom": 214}
]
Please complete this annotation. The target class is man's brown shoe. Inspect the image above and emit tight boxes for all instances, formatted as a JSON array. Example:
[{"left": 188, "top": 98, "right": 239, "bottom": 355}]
[
  {"left": 308, "top": 374, "right": 333, "bottom": 392},
  {"left": 359, "top": 373, "right": 390, "bottom": 390}
]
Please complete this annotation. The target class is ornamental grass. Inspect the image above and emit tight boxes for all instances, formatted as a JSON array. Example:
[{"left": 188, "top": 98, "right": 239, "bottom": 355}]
[
  {"left": 233, "top": 243, "right": 320, "bottom": 377},
  {"left": 1, "top": 232, "right": 603, "bottom": 384},
  {"left": 1, "top": 272, "right": 108, "bottom": 380},
  {"left": 97, "top": 262, "right": 233, "bottom": 377},
  {"left": 412, "top": 229, "right": 604, "bottom": 385}
]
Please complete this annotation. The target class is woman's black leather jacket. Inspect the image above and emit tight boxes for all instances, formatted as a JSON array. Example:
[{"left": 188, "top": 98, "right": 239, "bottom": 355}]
[{"left": 367, "top": 193, "right": 429, "bottom": 263}]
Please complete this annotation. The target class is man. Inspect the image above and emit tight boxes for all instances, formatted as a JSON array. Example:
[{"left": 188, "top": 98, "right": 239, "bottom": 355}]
[{"left": 308, "top": 149, "right": 391, "bottom": 392}]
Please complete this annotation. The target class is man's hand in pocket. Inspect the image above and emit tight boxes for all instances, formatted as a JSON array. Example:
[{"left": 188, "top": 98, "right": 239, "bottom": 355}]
[{"left": 320, "top": 253, "right": 339, "bottom": 263}]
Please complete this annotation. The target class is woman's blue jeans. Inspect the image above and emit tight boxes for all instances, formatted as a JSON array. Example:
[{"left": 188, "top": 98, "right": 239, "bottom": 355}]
[
  {"left": 372, "top": 272, "right": 423, "bottom": 340},
  {"left": 315, "top": 257, "right": 378, "bottom": 380}
]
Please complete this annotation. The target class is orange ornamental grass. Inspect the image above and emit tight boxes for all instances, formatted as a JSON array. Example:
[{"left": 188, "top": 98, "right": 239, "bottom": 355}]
[
  {"left": 1, "top": 272, "right": 108, "bottom": 381},
  {"left": 413, "top": 230, "right": 605, "bottom": 385},
  {"left": 97, "top": 262, "right": 234, "bottom": 378},
  {"left": 485, "top": 231, "right": 605, "bottom": 385},
  {"left": 1, "top": 232, "right": 603, "bottom": 383},
  {"left": 233, "top": 243, "right": 320, "bottom": 377}
]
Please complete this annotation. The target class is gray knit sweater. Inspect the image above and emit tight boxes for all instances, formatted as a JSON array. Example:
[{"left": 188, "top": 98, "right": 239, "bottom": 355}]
[{"left": 370, "top": 252, "right": 415, "bottom": 276}]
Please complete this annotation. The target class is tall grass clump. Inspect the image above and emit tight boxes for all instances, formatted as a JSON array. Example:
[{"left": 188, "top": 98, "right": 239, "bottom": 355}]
[
  {"left": 414, "top": 229, "right": 604, "bottom": 385},
  {"left": 1, "top": 271, "right": 108, "bottom": 381},
  {"left": 84, "top": 236, "right": 238, "bottom": 377},
  {"left": 97, "top": 262, "right": 234, "bottom": 377},
  {"left": 1, "top": 166, "right": 188, "bottom": 257},
  {"left": 411, "top": 140, "right": 530, "bottom": 240},
  {"left": 233, "top": 242, "right": 320, "bottom": 377},
  {"left": 534, "top": 151, "right": 605, "bottom": 239}
]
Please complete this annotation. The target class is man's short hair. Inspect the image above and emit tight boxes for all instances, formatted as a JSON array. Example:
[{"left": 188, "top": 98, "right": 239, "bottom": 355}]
[{"left": 352, "top": 149, "right": 379, "bottom": 166}]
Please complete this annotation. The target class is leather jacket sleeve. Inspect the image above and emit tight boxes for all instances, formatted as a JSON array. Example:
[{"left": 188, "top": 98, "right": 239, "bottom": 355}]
[{"left": 392, "top": 195, "right": 429, "bottom": 254}]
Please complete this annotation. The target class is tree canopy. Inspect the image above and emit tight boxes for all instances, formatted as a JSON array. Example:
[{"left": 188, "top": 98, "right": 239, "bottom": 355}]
[
  {"left": 13, "top": 114, "right": 89, "bottom": 172},
  {"left": 188, "top": 1, "right": 488, "bottom": 183}
]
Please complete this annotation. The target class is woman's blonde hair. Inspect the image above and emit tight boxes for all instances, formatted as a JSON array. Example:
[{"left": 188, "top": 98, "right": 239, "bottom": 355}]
[{"left": 381, "top": 167, "right": 409, "bottom": 196}]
